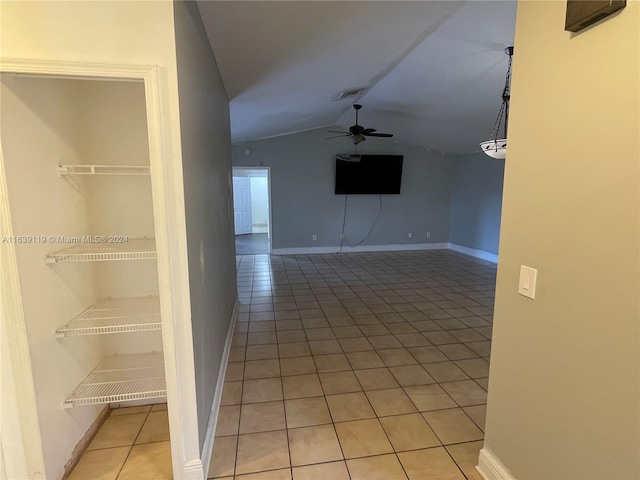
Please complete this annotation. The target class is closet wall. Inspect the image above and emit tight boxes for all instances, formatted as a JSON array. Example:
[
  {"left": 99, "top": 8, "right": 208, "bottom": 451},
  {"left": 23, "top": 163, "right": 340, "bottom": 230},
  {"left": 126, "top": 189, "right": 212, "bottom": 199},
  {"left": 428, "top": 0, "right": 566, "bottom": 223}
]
[
  {"left": 77, "top": 80, "right": 162, "bottom": 355},
  {"left": 2, "top": 76, "right": 101, "bottom": 474}
]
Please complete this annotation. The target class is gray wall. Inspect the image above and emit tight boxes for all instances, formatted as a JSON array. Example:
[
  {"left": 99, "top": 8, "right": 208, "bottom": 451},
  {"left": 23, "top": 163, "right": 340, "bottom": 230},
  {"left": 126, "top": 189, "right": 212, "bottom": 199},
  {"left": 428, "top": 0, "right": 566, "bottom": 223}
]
[
  {"left": 174, "top": 1, "right": 237, "bottom": 451},
  {"left": 450, "top": 152, "right": 504, "bottom": 254},
  {"left": 232, "top": 128, "right": 452, "bottom": 250},
  {"left": 484, "top": 1, "right": 639, "bottom": 478}
]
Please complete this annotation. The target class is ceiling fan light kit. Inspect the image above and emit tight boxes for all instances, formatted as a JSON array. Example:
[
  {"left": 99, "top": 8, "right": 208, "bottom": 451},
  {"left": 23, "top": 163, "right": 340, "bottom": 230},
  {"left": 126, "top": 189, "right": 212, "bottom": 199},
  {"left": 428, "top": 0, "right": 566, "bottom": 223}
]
[
  {"left": 480, "top": 46, "right": 514, "bottom": 159},
  {"left": 351, "top": 134, "right": 365, "bottom": 145}
]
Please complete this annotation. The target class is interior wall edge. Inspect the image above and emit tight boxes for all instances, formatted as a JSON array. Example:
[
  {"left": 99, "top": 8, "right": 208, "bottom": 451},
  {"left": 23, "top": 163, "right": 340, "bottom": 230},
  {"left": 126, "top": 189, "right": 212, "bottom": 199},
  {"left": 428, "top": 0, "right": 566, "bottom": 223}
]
[{"left": 200, "top": 297, "right": 239, "bottom": 479}]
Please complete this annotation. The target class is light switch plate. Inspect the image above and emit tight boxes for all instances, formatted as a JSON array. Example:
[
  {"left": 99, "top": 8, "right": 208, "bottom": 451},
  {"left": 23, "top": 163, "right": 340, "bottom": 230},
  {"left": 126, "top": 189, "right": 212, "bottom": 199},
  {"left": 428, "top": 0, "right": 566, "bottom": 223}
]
[{"left": 518, "top": 265, "right": 537, "bottom": 299}]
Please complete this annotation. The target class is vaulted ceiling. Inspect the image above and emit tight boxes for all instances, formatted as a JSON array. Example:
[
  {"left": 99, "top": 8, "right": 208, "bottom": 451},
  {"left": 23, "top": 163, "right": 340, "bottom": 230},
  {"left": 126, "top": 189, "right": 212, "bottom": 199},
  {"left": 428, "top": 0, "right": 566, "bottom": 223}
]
[{"left": 197, "top": 1, "right": 517, "bottom": 155}]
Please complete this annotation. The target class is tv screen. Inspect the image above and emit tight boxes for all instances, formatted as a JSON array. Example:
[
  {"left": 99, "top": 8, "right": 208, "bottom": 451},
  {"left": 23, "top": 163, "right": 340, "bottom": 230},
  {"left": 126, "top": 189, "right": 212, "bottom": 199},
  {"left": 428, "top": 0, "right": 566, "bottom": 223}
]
[{"left": 335, "top": 154, "right": 403, "bottom": 194}]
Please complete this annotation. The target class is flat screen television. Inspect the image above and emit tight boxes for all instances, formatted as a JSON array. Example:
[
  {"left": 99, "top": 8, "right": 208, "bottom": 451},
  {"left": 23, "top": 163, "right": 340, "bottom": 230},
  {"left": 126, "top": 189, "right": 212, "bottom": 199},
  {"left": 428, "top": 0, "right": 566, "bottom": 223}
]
[{"left": 335, "top": 154, "right": 403, "bottom": 194}]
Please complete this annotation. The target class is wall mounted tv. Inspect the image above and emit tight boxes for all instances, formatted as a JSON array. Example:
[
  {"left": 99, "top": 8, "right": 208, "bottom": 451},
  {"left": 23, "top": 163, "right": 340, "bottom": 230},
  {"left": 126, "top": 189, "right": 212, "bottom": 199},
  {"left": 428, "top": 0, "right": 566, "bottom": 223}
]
[{"left": 335, "top": 154, "right": 404, "bottom": 195}]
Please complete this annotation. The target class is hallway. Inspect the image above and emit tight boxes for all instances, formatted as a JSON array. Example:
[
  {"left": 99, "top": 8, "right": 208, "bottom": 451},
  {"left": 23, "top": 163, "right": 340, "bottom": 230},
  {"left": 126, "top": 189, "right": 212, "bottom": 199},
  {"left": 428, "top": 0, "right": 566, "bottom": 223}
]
[
  {"left": 210, "top": 250, "right": 494, "bottom": 479},
  {"left": 236, "top": 233, "right": 270, "bottom": 255}
]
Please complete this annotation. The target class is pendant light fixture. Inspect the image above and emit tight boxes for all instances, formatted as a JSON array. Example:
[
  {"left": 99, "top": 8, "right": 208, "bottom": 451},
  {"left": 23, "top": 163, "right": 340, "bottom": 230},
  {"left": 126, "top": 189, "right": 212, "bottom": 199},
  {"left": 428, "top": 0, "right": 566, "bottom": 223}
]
[{"left": 480, "top": 46, "right": 514, "bottom": 159}]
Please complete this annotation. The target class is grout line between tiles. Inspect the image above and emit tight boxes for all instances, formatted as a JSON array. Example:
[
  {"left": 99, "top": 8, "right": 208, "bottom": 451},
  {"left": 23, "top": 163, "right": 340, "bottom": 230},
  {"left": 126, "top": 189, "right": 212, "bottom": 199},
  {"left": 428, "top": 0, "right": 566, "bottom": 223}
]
[{"left": 113, "top": 406, "right": 152, "bottom": 480}]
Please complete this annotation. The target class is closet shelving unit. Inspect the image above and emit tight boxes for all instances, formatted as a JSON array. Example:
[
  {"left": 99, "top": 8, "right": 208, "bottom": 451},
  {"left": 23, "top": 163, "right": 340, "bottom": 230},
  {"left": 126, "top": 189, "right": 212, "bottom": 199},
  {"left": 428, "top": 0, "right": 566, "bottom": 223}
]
[{"left": 50, "top": 163, "right": 166, "bottom": 409}]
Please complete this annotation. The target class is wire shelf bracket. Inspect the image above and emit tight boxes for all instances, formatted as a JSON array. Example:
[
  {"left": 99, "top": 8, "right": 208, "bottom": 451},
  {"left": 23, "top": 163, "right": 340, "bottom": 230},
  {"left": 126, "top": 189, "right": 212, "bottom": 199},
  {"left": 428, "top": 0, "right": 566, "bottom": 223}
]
[{"left": 64, "top": 352, "right": 166, "bottom": 408}]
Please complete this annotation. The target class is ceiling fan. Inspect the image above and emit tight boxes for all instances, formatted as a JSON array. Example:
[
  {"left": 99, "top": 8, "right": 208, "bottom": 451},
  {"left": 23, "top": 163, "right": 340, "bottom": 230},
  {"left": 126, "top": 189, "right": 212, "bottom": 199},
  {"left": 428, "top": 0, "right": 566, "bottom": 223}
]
[{"left": 327, "top": 104, "right": 394, "bottom": 144}]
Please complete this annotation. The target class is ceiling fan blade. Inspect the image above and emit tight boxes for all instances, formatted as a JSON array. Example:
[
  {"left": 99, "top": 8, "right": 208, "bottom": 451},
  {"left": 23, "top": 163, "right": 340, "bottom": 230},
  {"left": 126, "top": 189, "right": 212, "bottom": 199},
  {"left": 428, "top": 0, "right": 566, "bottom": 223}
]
[
  {"left": 325, "top": 134, "right": 351, "bottom": 139},
  {"left": 364, "top": 132, "right": 393, "bottom": 137},
  {"left": 361, "top": 128, "right": 377, "bottom": 134},
  {"left": 327, "top": 130, "right": 350, "bottom": 134}
]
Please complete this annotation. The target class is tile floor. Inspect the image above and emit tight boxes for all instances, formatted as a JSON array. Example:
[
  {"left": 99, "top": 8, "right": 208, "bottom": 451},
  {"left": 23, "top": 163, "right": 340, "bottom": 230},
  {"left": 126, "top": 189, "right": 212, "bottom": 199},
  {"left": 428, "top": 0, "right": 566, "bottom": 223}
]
[
  {"left": 68, "top": 249, "right": 494, "bottom": 480},
  {"left": 210, "top": 250, "right": 495, "bottom": 480},
  {"left": 67, "top": 403, "right": 171, "bottom": 480}
]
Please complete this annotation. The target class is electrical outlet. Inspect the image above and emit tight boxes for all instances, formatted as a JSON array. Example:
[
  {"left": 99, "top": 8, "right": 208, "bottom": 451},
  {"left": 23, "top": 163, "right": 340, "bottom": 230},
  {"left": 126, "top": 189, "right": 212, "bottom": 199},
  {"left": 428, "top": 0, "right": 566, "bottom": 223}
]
[
  {"left": 408, "top": 233, "right": 412, "bottom": 238},
  {"left": 426, "top": 232, "right": 431, "bottom": 238},
  {"left": 312, "top": 234, "right": 317, "bottom": 241}
]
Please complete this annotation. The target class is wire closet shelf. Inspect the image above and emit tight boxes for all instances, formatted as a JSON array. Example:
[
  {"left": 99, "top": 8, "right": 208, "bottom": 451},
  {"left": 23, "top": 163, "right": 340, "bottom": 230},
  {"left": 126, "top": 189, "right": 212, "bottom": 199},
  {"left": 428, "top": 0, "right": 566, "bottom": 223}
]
[
  {"left": 57, "top": 165, "right": 150, "bottom": 176},
  {"left": 64, "top": 352, "right": 166, "bottom": 408},
  {"left": 55, "top": 296, "right": 161, "bottom": 337},
  {"left": 43, "top": 238, "right": 156, "bottom": 264}
]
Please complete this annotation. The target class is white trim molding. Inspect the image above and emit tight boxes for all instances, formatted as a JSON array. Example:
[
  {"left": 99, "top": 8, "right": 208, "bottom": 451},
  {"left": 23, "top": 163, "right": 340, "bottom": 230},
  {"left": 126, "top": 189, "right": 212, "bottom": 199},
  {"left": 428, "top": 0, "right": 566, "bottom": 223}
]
[
  {"left": 199, "top": 298, "right": 239, "bottom": 478},
  {"left": 0, "top": 57, "right": 152, "bottom": 81},
  {"left": 182, "top": 460, "right": 205, "bottom": 480},
  {"left": 449, "top": 243, "right": 498, "bottom": 263},
  {"left": 0, "top": 88, "right": 47, "bottom": 479},
  {"left": 272, "top": 243, "right": 450, "bottom": 256},
  {"left": 477, "top": 447, "right": 516, "bottom": 480}
]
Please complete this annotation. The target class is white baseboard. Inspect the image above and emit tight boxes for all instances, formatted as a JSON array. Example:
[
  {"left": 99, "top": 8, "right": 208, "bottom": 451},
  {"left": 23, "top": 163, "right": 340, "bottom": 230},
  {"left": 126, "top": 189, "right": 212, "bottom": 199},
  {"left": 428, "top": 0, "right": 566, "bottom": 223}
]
[
  {"left": 449, "top": 243, "right": 498, "bottom": 263},
  {"left": 272, "top": 243, "right": 450, "bottom": 255},
  {"left": 183, "top": 459, "right": 205, "bottom": 480},
  {"left": 270, "top": 242, "right": 498, "bottom": 263},
  {"left": 272, "top": 246, "right": 339, "bottom": 255},
  {"left": 477, "top": 447, "right": 516, "bottom": 480},
  {"left": 199, "top": 297, "right": 239, "bottom": 479}
]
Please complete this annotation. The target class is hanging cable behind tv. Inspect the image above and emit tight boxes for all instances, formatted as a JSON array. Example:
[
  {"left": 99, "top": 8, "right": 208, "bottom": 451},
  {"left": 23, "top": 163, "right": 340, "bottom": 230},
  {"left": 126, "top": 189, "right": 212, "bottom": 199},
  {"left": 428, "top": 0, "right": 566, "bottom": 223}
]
[{"left": 339, "top": 194, "right": 383, "bottom": 253}]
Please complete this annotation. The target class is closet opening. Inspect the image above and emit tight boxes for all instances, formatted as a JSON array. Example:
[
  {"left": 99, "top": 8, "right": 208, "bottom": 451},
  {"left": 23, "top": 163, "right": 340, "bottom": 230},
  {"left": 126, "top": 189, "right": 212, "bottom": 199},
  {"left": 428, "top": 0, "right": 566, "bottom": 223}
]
[{"left": 1, "top": 68, "right": 175, "bottom": 479}]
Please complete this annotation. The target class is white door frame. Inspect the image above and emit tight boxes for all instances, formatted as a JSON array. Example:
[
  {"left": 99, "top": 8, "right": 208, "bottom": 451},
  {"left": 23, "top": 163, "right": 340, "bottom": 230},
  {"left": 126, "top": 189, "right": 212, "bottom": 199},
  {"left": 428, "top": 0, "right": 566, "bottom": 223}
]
[
  {"left": 0, "top": 58, "right": 201, "bottom": 480},
  {"left": 0, "top": 142, "right": 45, "bottom": 478},
  {"left": 232, "top": 166, "right": 272, "bottom": 252}
]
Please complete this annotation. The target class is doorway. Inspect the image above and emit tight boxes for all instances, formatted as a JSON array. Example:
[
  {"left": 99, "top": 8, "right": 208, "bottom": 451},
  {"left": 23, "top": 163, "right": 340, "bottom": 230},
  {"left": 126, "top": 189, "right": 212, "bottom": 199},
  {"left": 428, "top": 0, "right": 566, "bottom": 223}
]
[{"left": 232, "top": 167, "right": 271, "bottom": 254}]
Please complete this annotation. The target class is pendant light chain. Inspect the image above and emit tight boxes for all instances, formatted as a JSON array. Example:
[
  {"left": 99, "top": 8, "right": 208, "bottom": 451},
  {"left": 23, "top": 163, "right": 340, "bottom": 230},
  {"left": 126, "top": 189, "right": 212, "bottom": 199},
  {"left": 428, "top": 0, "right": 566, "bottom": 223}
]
[
  {"left": 501, "top": 51, "right": 513, "bottom": 138},
  {"left": 489, "top": 49, "right": 513, "bottom": 142},
  {"left": 480, "top": 46, "right": 514, "bottom": 158},
  {"left": 489, "top": 101, "right": 507, "bottom": 141}
]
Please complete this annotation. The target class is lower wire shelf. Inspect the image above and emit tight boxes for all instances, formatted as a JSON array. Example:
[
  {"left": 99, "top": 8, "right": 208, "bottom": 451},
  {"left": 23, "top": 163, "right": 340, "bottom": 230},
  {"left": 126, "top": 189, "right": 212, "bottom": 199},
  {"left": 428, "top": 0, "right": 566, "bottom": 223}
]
[{"left": 64, "top": 352, "right": 166, "bottom": 408}]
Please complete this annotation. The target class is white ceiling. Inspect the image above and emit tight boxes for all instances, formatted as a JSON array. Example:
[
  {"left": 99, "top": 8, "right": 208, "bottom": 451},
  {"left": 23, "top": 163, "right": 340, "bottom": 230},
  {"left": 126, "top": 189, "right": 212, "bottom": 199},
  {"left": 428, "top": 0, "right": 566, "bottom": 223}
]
[{"left": 197, "top": 1, "right": 517, "bottom": 155}]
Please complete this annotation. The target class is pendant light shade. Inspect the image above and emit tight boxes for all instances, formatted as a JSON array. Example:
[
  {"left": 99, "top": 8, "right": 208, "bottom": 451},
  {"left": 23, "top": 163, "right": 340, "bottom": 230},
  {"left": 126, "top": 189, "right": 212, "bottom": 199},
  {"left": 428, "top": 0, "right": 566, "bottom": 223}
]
[
  {"left": 480, "top": 139, "right": 507, "bottom": 159},
  {"left": 481, "top": 46, "right": 513, "bottom": 159}
]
